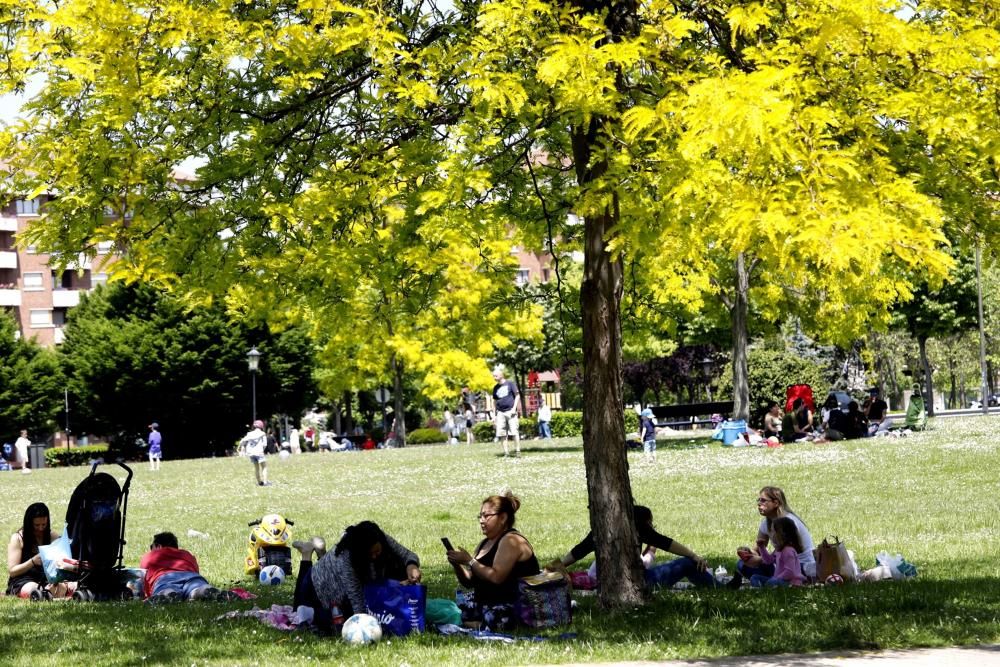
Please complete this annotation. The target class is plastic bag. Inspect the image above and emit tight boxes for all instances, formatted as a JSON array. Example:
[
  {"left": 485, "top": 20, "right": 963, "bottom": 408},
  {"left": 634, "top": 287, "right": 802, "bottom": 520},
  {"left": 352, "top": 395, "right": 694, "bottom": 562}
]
[
  {"left": 876, "top": 551, "right": 918, "bottom": 579},
  {"left": 38, "top": 527, "right": 78, "bottom": 584},
  {"left": 364, "top": 580, "right": 426, "bottom": 636}
]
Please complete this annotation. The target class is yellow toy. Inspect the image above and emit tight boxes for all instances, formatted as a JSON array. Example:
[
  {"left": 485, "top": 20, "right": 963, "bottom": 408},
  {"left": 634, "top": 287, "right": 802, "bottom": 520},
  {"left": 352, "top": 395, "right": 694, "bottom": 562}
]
[{"left": 245, "top": 514, "right": 294, "bottom": 576}]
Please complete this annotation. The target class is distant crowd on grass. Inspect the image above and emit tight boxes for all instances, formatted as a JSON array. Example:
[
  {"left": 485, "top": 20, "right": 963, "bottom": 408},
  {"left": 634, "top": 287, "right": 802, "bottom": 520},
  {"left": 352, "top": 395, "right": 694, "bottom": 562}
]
[{"left": 739, "top": 386, "right": 925, "bottom": 447}]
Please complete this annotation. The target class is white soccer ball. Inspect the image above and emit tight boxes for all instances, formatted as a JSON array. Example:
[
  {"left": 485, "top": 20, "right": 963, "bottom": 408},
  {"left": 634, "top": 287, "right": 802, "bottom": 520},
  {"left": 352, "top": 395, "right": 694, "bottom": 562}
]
[
  {"left": 278, "top": 449, "right": 291, "bottom": 460},
  {"left": 341, "top": 613, "right": 382, "bottom": 645},
  {"left": 259, "top": 564, "right": 286, "bottom": 586}
]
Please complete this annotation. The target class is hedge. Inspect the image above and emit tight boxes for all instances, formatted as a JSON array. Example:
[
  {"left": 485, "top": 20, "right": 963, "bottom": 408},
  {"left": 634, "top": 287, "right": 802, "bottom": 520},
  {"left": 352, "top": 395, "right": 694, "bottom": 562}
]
[
  {"left": 407, "top": 428, "right": 449, "bottom": 445},
  {"left": 472, "top": 411, "right": 639, "bottom": 440},
  {"left": 45, "top": 444, "right": 110, "bottom": 467}
]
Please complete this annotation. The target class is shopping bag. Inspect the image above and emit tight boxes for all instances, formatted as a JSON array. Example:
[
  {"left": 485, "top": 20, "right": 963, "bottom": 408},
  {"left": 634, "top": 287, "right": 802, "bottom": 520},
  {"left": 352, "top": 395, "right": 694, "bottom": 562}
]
[
  {"left": 364, "top": 580, "right": 426, "bottom": 636},
  {"left": 815, "top": 536, "right": 856, "bottom": 582},
  {"left": 517, "top": 571, "right": 572, "bottom": 629},
  {"left": 38, "top": 526, "right": 79, "bottom": 584}
]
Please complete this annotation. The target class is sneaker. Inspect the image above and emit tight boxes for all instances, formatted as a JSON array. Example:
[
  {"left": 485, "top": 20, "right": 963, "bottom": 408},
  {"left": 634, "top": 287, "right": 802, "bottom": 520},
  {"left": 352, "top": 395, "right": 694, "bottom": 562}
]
[
  {"left": 147, "top": 591, "right": 181, "bottom": 604},
  {"left": 216, "top": 590, "right": 241, "bottom": 602},
  {"left": 260, "top": 482, "right": 272, "bottom": 487},
  {"left": 29, "top": 589, "right": 46, "bottom": 602},
  {"left": 191, "top": 586, "right": 220, "bottom": 601}
]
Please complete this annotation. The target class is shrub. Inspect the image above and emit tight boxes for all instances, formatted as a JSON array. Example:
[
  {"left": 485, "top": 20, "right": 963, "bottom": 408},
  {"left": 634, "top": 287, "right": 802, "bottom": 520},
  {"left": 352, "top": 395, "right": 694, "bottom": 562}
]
[
  {"left": 45, "top": 444, "right": 110, "bottom": 467},
  {"left": 407, "top": 428, "right": 449, "bottom": 445},
  {"left": 471, "top": 411, "right": 636, "bottom": 439}
]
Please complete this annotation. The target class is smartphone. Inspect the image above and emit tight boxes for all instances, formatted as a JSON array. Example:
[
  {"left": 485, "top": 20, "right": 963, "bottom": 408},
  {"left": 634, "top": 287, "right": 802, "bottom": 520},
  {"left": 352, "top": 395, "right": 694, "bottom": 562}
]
[{"left": 441, "top": 537, "right": 454, "bottom": 551}]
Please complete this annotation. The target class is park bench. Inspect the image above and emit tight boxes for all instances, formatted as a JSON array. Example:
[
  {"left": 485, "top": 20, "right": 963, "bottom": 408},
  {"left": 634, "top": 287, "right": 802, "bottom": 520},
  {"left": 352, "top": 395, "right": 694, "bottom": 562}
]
[{"left": 649, "top": 401, "right": 735, "bottom": 430}]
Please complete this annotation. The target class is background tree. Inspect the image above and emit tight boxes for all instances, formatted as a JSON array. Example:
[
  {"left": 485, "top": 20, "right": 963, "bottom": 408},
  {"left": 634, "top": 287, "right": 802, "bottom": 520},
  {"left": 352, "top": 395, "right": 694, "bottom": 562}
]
[
  {"left": 61, "top": 283, "right": 317, "bottom": 456},
  {"left": 0, "top": 312, "right": 64, "bottom": 442},
  {"left": 892, "top": 253, "right": 978, "bottom": 416}
]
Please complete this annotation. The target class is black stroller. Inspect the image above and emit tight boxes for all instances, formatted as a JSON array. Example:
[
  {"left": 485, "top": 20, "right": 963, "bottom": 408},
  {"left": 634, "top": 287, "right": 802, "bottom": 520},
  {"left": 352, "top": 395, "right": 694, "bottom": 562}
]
[{"left": 65, "top": 460, "right": 134, "bottom": 601}]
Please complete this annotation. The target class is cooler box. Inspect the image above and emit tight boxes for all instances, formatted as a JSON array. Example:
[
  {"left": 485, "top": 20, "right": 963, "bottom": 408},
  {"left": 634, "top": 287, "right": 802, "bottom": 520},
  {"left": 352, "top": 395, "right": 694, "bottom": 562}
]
[{"left": 720, "top": 420, "right": 747, "bottom": 446}]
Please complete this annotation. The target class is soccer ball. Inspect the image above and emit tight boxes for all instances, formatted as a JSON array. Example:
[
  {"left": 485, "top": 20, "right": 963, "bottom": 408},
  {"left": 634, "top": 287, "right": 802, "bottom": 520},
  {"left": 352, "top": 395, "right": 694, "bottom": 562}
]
[
  {"left": 278, "top": 450, "right": 291, "bottom": 460},
  {"left": 825, "top": 573, "right": 845, "bottom": 585},
  {"left": 342, "top": 613, "right": 382, "bottom": 645},
  {"left": 259, "top": 564, "right": 286, "bottom": 586}
]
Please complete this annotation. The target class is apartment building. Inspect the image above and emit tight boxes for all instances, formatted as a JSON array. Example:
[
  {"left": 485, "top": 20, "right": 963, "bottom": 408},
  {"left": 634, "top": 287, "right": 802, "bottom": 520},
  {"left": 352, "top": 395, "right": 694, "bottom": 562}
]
[{"left": 0, "top": 196, "right": 112, "bottom": 347}]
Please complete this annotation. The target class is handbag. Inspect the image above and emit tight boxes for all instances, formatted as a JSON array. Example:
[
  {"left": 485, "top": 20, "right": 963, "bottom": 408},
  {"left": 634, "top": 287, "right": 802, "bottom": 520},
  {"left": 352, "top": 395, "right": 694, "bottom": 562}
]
[
  {"left": 517, "top": 571, "right": 572, "bottom": 629},
  {"left": 363, "top": 580, "right": 426, "bottom": 636},
  {"left": 815, "top": 535, "right": 856, "bottom": 582}
]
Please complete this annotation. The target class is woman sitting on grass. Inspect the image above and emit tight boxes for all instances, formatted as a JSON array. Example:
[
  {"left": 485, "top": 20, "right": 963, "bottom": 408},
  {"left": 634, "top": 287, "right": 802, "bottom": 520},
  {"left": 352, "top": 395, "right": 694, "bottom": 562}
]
[
  {"left": 6, "top": 502, "right": 75, "bottom": 600},
  {"left": 446, "top": 491, "right": 539, "bottom": 630},
  {"left": 547, "top": 505, "right": 716, "bottom": 590},
  {"left": 750, "top": 517, "right": 806, "bottom": 587},
  {"left": 729, "top": 486, "right": 815, "bottom": 588},
  {"left": 292, "top": 521, "right": 421, "bottom": 633}
]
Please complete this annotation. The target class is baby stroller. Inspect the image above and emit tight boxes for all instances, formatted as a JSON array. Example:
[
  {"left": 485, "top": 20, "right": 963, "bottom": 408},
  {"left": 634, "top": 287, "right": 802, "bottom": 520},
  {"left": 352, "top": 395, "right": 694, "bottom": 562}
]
[{"left": 65, "top": 460, "right": 134, "bottom": 601}]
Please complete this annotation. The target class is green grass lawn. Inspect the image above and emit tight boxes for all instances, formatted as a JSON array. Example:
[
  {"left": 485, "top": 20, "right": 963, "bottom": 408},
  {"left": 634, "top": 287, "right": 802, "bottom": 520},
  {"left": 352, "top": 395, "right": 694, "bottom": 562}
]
[{"left": 2, "top": 417, "right": 999, "bottom": 666}]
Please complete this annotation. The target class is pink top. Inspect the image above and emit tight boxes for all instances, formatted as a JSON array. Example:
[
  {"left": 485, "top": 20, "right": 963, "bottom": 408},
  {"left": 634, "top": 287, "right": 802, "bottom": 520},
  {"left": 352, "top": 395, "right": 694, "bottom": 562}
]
[{"left": 759, "top": 544, "right": 805, "bottom": 585}]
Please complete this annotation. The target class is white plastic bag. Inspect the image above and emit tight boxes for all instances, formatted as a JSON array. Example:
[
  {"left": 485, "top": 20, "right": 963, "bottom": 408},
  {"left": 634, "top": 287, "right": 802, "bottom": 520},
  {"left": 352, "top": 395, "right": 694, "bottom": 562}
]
[
  {"left": 876, "top": 551, "right": 917, "bottom": 579},
  {"left": 38, "top": 526, "right": 78, "bottom": 583}
]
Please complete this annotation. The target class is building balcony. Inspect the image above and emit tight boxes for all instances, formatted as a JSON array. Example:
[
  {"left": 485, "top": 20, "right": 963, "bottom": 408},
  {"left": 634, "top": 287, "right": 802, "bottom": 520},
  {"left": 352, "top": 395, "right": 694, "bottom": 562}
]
[
  {"left": 0, "top": 216, "right": 17, "bottom": 232},
  {"left": 0, "top": 288, "right": 20, "bottom": 306},
  {"left": 52, "top": 289, "right": 81, "bottom": 308},
  {"left": 0, "top": 251, "right": 17, "bottom": 269}
]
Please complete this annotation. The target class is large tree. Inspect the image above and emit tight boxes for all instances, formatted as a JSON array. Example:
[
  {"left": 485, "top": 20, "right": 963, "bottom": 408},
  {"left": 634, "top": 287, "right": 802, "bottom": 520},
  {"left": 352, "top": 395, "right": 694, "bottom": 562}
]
[{"left": 3, "top": 0, "right": 987, "bottom": 606}]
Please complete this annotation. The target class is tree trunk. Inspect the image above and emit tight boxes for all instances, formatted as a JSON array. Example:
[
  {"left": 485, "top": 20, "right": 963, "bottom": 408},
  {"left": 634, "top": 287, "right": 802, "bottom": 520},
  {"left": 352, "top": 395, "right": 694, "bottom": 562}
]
[
  {"left": 731, "top": 253, "right": 751, "bottom": 421},
  {"left": 568, "top": 0, "right": 644, "bottom": 608},
  {"left": 577, "top": 163, "right": 644, "bottom": 606},
  {"left": 918, "top": 336, "right": 934, "bottom": 416},
  {"left": 343, "top": 390, "right": 353, "bottom": 434},
  {"left": 392, "top": 355, "right": 407, "bottom": 445}
]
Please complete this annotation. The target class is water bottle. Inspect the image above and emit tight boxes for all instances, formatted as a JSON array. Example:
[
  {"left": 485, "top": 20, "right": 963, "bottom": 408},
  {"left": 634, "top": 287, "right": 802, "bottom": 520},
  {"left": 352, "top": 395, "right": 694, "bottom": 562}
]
[{"left": 714, "top": 565, "right": 728, "bottom": 579}]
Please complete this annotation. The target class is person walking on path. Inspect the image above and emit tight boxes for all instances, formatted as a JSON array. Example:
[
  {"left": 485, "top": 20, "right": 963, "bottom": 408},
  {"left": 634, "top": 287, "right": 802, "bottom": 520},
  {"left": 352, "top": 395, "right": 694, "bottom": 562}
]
[
  {"left": 491, "top": 366, "right": 521, "bottom": 457},
  {"left": 239, "top": 420, "right": 270, "bottom": 486},
  {"left": 147, "top": 423, "right": 162, "bottom": 471},
  {"left": 14, "top": 429, "right": 31, "bottom": 474}
]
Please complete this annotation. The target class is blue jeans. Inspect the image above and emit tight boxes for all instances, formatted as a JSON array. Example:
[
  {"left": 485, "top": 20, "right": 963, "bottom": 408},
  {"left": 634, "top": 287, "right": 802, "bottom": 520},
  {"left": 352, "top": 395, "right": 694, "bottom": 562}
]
[
  {"left": 750, "top": 575, "right": 789, "bottom": 588},
  {"left": 645, "top": 557, "right": 717, "bottom": 589},
  {"left": 538, "top": 421, "right": 552, "bottom": 439},
  {"left": 152, "top": 571, "right": 211, "bottom": 599},
  {"left": 736, "top": 558, "right": 775, "bottom": 580}
]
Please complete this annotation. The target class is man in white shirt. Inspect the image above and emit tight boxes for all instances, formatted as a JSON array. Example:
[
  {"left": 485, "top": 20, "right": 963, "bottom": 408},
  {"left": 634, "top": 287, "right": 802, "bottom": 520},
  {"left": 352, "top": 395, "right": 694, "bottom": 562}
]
[{"left": 14, "top": 429, "right": 32, "bottom": 474}]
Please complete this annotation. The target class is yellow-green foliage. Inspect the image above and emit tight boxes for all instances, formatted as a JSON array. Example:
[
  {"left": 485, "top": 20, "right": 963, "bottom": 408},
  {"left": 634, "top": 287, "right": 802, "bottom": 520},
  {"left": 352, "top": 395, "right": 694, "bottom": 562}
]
[{"left": 2, "top": 0, "right": 996, "bottom": 379}]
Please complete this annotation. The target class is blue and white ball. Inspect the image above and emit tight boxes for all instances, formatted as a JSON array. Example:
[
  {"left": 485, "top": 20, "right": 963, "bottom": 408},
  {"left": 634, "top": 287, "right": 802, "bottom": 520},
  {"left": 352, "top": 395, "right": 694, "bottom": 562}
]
[
  {"left": 341, "top": 613, "right": 382, "bottom": 645},
  {"left": 259, "top": 564, "right": 286, "bottom": 586}
]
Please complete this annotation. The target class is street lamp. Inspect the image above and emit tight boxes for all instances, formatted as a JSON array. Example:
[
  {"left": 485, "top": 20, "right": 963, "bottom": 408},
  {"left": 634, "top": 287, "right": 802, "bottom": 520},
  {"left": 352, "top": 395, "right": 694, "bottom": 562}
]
[
  {"left": 701, "top": 357, "right": 714, "bottom": 402},
  {"left": 247, "top": 347, "right": 261, "bottom": 422}
]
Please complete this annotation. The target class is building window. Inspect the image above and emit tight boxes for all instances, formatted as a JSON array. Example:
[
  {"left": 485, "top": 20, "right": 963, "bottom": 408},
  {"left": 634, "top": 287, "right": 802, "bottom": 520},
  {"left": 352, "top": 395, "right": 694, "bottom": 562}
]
[
  {"left": 92, "top": 272, "right": 108, "bottom": 288},
  {"left": 515, "top": 268, "right": 531, "bottom": 286},
  {"left": 542, "top": 268, "right": 551, "bottom": 283},
  {"left": 16, "top": 199, "right": 40, "bottom": 215},
  {"left": 23, "top": 272, "right": 44, "bottom": 290},
  {"left": 29, "top": 309, "right": 53, "bottom": 327},
  {"left": 26, "top": 244, "right": 37, "bottom": 254},
  {"left": 96, "top": 241, "right": 114, "bottom": 254}
]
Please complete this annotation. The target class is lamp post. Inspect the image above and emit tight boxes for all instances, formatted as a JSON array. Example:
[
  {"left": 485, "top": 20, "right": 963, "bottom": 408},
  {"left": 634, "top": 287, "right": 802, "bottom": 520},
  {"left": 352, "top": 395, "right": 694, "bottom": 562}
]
[
  {"left": 701, "top": 357, "right": 714, "bottom": 402},
  {"left": 247, "top": 347, "right": 261, "bottom": 423}
]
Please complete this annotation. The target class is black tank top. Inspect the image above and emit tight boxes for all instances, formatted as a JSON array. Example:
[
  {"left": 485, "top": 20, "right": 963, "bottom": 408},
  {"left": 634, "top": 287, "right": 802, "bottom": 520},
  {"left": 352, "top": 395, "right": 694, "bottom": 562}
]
[{"left": 472, "top": 529, "right": 540, "bottom": 605}]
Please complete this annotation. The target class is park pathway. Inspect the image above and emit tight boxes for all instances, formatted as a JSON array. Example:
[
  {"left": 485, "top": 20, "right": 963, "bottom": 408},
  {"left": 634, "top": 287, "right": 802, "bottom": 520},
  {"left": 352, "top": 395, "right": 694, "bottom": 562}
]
[{"left": 537, "top": 644, "right": 1000, "bottom": 667}]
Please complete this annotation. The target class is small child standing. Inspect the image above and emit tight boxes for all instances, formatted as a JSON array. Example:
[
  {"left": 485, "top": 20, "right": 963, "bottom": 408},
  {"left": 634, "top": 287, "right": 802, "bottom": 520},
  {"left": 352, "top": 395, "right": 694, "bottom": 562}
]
[
  {"left": 639, "top": 408, "right": 657, "bottom": 463},
  {"left": 751, "top": 516, "right": 805, "bottom": 587}
]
